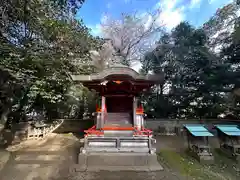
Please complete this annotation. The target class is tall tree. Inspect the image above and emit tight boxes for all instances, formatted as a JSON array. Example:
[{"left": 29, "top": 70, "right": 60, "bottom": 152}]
[
  {"left": 100, "top": 11, "right": 165, "bottom": 66},
  {"left": 0, "top": 0, "right": 100, "bottom": 129},
  {"left": 203, "top": 0, "right": 240, "bottom": 52},
  {"left": 141, "top": 22, "right": 228, "bottom": 119}
]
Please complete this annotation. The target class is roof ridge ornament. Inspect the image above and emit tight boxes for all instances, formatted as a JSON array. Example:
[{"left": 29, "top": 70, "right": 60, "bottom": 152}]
[{"left": 101, "top": 80, "right": 108, "bottom": 85}]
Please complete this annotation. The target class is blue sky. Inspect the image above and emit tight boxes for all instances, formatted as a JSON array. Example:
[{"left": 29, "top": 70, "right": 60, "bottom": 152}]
[{"left": 76, "top": 0, "right": 232, "bottom": 36}]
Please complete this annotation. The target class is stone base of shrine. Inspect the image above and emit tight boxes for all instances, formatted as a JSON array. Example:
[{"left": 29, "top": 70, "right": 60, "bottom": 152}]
[
  {"left": 74, "top": 152, "right": 163, "bottom": 172},
  {"left": 198, "top": 155, "right": 214, "bottom": 163}
]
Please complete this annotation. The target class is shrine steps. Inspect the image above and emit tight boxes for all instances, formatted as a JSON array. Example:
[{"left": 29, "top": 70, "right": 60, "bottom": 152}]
[
  {"left": 75, "top": 153, "right": 163, "bottom": 172},
  {"left": 103, "top": 130, "right": 134, "bottom": 137},
  {"left": 104, "top": 112, "right": 133, "bottom": 127}
]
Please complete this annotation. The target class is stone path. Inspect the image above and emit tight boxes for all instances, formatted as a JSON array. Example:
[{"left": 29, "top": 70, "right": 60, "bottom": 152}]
[
  {"left": 0, "top": 150, "right": 10, "bottom": 172},
  {"left": 0, "top": 134, "right": 186, "bottom": 180}
]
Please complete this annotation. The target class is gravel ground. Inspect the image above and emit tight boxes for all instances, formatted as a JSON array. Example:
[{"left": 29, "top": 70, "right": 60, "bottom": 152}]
[{"left": 0, "top": 133, "right": 186, "bottom": 180}]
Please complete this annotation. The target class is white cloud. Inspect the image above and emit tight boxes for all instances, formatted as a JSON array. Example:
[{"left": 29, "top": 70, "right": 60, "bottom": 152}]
[
  {"left": 91, "top": 0, "right": 185, "bottom": 36},
  {"left": 87, "top": 13, "right": 109, "bottom": 36},
  {"left": 155, "top": 0, "right": 177, "bottom": 10},
  {"left": 100, "top": 14, "right": 109, "bottom": 24},
  {"left": 208, "top": 0, "right": 216, "bottom": 4},
  {"left": 155, "top": 0, "right": 185, "bottom": 30},
  {"left": 189, "top": 0, "right": 202, "bottom": 9},
  {"left": 88, "top": 24, "right": 101, "bottom": 36},
  {"left": 209, "top": 0, "right": 233, "bottom": 5},
  {"left": 106, "top": 3, "right": 112, "bottom": 9},
  {"left": 144, "top": 14, "right": 153, "bottom": 30}
]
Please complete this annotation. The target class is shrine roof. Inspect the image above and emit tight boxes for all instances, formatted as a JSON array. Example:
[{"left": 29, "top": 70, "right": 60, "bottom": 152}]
[
  {"left": 215, "top": 125, "right": 240, "bottom": 136},
  {"left": 71, "top": 66, "right": 164, "bottom": 84},
  {"left": 184, "top": 124, "right": 214, "bottom": 137}
]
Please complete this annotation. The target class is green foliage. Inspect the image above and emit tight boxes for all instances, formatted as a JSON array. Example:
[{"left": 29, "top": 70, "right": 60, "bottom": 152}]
[
  {"left": 0, "top": 0, "right": 100, "bottom": 124},
  {"left": 1, "top": 0, "right": 239, "bottom": 125},
  {"left": 141, "top": 2, "right": 240, "bottom": 119},
  {"left": 159, "top": 150, "right": 236, "bottom": 179}
]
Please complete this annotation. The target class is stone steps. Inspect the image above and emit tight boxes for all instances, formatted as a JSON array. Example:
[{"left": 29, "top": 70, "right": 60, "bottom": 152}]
[
  {"left": 76, "top": 153, "right": 163, "bottom": 172},
  {"left": 105, "top": 113, "right": 132, "bottom": 126},
  {"left": 103, "top": 130, "right": 134, "bottom": 137}
]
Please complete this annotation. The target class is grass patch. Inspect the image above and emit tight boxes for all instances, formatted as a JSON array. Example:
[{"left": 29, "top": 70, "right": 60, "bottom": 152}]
[
  {"left": 158, "top": 149, "right": 236, "bottom": 180},
  {"left": 210, "top": 149, "right": 240, "bottom": 178}
]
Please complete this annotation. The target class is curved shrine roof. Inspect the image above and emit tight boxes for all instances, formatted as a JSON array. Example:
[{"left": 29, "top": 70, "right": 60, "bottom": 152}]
[{"left": 71, "top": 66, "right": 164, "bottom": 84}]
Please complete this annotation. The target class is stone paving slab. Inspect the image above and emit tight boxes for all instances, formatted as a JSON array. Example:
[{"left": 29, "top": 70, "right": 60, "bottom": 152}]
[{"left": 0, "top": 150, "right": 10, "bottom": 172}]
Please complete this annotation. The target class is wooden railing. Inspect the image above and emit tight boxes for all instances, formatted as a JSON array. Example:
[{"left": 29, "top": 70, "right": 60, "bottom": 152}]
[{"left": 27, "top": 120, "right": 64, "bottom": 139}]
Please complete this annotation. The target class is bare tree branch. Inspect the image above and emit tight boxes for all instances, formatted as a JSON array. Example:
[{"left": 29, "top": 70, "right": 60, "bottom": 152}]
[{"left": 100, "top": 9, "right": 165, "bottom": 66}]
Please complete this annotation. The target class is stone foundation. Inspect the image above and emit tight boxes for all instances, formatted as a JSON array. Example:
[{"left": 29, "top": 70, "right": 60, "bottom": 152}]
[{"left": 76, "top": 152, "right": 163, "bottom": 172}]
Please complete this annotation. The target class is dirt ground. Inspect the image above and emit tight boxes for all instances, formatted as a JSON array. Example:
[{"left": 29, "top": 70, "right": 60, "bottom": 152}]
[{"left": 0, "top": 133, "right": 186, "bottom": 180}]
